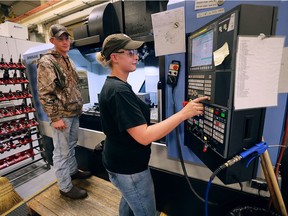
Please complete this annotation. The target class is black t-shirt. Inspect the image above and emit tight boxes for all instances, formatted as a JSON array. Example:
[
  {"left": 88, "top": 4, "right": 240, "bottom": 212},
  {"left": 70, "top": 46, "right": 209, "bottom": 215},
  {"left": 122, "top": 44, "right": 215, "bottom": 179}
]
[{"left": 99, "top": 76, "right": 151, "bottom": 174}]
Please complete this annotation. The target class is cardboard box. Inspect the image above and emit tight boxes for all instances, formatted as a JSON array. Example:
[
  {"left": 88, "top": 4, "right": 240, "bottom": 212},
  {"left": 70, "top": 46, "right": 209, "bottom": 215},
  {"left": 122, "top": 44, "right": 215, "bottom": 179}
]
[{"left": 0, "top": 22, "right": 28, "bottom": 40}]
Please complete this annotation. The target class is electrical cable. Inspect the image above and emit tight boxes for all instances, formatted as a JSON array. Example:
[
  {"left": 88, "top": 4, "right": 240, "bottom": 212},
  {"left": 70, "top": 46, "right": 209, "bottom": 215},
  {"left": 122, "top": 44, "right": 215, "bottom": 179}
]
[
  {"left": 171, "top": 87, "right": 218, "bottom": 206},
  {"left": 274, "top": 100, "right": 288, "bottom": 175},
  {"left": 232, "top": 175, "right": 243, "bottom": 192},
  {"left": 205, "top": 142, "right": 269, "bottom": 216},
  {"left": 269, "top": 102, "right": 288, "bottom": 208},
  {"left": 205, "top": 164, "right": 229, "bottom": 216},
  {"left": 258, "top": 188, "right": 261, "bottom": 196},
  {"left": 269, "top": 145, "right": 288, "bottom": 148}
]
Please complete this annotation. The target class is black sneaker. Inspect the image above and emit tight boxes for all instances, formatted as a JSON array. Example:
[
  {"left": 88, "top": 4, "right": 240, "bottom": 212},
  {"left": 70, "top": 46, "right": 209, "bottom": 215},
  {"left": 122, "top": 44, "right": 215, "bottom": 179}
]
[
  {"left": 71, "top": 170, "right": 92, "bottom": 180},
  {"left": 60, "top": 186, "right": 88, "bottom": 199}
]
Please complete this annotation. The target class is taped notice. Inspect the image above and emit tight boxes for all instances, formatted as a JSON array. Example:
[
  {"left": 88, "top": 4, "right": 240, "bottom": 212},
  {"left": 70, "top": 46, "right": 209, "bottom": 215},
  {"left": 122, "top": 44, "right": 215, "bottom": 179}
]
[
  {"left": 213, "top": 42, "right": 229, "bottom": 66},
  {"left": 197, "top": 8, "right": 225, "bottom": 18},
  {"left": 195, "top": 0, "right": 218, "bottom": 10}
]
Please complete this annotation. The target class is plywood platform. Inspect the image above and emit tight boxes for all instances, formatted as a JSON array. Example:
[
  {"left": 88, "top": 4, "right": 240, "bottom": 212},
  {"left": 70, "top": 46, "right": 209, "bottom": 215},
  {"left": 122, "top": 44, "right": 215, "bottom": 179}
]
[{"left": 27, "top": 176, "right": 121, "bottom": 216}]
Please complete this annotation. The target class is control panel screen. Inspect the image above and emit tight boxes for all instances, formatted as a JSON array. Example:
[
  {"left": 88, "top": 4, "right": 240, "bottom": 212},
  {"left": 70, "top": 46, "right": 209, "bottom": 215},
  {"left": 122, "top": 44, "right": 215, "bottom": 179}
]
[{"left": 191, "top": 30, "right": 214, "bottom": 68}]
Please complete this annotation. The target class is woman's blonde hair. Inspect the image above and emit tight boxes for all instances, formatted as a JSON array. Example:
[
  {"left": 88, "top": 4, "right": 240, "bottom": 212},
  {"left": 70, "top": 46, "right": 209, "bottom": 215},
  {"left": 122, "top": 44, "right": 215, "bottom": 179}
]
[{"left": 96, "top": 51, "right": 112, "bottom": 68}]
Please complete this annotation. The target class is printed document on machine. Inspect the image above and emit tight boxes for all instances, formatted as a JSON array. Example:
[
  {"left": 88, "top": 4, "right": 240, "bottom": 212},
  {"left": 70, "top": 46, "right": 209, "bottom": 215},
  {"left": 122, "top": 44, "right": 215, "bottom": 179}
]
[
  {"left": 151, "top": 7, "right": 185, "bottom": 56},
  {"left": 234, "top": 36, "right": 285, "bottom": 110}
]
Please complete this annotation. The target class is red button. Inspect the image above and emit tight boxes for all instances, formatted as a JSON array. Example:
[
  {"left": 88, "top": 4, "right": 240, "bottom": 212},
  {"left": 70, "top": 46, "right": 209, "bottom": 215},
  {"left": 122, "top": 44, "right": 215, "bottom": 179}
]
[
  {"left": 173, "top": 65, "right": 179, "bottom": 70},
  {"left": 203, "top": 146, "right": 207, "bottom": 152},
  {"left": 182, "top": 101, "right": 188, "bottom": 107}
]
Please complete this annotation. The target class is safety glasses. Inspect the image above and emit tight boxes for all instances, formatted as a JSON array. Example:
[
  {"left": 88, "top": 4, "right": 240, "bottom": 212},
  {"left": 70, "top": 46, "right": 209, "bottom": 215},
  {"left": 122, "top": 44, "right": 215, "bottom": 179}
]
[{"left": 114, "top": 49, "right": 138, "bottom": 57}]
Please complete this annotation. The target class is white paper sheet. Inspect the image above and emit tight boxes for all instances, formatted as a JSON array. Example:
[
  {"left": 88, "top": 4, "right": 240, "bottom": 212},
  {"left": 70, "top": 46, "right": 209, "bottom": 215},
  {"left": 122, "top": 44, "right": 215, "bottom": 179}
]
[
  {"left": 195, "top": 0, "right": 218, "bottom": 10},
  {"left": 234, "top": 36, "right": 285, "bottom": 110},
  {"left": 196, "top": 8, "right": 225, "bottom": 18},
  {"left": 213, "top": 42, "right": 229, "bottom": 66},
  {"left": 151, "top": 7, "right": 185, "bottom": 57},
  {"left": 278, "top": 47, "right": 288, "bottom": 93}
]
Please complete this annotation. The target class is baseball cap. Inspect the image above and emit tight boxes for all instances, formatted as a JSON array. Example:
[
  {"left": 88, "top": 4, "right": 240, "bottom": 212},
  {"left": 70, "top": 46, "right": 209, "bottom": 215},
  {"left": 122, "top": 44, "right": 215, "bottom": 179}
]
[
  {"left": 49, "top": 24, "right": 70, "bottom": 38},
  {"left": 101, "top": 33, "right": 144, "bottom": 61}
]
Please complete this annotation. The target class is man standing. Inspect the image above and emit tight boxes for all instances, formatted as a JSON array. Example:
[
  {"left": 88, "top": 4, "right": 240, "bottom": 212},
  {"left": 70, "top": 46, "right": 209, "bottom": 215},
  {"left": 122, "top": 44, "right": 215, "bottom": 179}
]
[{"left": 37, "top": 24, "right": 91, "bottom": 199}]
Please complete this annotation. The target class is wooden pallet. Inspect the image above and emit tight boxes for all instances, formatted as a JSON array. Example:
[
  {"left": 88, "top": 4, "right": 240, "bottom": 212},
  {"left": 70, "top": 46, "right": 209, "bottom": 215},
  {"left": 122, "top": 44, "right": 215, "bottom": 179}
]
[{"left": 27, "top": 176, "right": 121, "bottom": 216}]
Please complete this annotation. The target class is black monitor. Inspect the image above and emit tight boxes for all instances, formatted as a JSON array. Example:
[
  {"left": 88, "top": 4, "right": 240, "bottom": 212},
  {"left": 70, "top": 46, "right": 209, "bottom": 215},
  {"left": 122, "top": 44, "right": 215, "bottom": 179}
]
[
  {"left": 188, "top": 24, "right": 216, "bottom": 73},
  {"left": 191, "top": 30, "right": 213, "bottom": 67}
]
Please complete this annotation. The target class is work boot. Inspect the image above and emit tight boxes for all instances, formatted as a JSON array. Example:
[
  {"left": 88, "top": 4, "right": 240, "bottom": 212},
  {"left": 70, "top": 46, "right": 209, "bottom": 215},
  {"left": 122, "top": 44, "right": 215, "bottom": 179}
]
[
  {"left": 71, "top": 170, "right": 92, "bottom": 180},
  {"left": 60, "top": 185, "right": 88, "bottom": 199}
]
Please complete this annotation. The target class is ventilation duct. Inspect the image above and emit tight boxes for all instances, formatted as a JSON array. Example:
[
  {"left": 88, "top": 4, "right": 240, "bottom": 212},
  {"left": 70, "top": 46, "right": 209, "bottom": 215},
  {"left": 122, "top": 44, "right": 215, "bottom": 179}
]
[
  {"left": 88, "top": 2, "right": 121, "bottom": 41},
  {"left": 123, "top": 1, "right": 167, "bottom": 41},
  {"left": 72, "top": 2, "right": 122, "bottom": 51},
  {"left": 71, "top": 1, "right": 167, "bottom": 58}
]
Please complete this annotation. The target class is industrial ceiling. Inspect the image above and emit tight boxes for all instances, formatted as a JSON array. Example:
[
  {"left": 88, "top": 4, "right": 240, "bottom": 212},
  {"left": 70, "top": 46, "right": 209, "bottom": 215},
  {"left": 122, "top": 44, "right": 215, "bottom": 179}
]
[
  {"left": 0, "top": 0, "right": 106, "bottom": 26},
  {"left": 0, "top": 1, "right": 48, "bottom": 23}
]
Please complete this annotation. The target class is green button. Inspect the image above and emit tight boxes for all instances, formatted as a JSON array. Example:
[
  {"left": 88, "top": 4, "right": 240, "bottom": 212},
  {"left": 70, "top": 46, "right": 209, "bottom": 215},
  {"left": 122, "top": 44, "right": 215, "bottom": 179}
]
[{"left": 221, "top": 113, "right": 225, "bottom": 118}]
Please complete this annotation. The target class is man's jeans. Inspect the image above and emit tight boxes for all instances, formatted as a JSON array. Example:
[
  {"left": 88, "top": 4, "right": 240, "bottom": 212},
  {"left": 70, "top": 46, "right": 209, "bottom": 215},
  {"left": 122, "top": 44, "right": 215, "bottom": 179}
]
[
  {"left": 107, "top": 168, "right": 157, "bottom": 216},
  {"left": 51, "top": 117, "right": 79, "bottom": 192}
]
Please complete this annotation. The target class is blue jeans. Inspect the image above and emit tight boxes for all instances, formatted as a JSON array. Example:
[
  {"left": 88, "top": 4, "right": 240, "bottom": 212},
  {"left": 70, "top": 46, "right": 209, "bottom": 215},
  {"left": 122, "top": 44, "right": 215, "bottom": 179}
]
[
  {"left": 51, "top": 117, "right": 79, "bottom": 192},
  {"left": 107, "top": 168, "right": 157, "bottom": 216}
]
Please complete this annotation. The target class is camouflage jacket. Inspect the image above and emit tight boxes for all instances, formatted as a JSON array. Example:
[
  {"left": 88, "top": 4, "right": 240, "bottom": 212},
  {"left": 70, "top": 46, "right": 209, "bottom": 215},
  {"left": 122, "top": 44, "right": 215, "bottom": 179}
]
[{"left": 37, "top": 50, "right": 83, "bottom": 122}]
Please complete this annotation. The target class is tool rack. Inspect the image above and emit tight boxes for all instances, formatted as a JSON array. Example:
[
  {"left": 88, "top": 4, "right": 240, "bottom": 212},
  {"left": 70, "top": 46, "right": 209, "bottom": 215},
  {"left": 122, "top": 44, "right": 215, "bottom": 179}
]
[{"left": 0, "top": 54, "right": 49, "bottom": 177}]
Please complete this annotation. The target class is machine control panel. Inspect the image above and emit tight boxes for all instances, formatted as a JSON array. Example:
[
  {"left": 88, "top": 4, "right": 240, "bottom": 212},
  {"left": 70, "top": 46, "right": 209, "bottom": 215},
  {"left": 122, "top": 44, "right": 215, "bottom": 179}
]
[
  {"left": 187, "top": 74, "right": 213, "bottom": 101},
  {"left": 186, "top": 103, "right": 228, "bottom": 156},
  {"left": 184, "top": 4, "right": 276, "bottom": 184}
]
